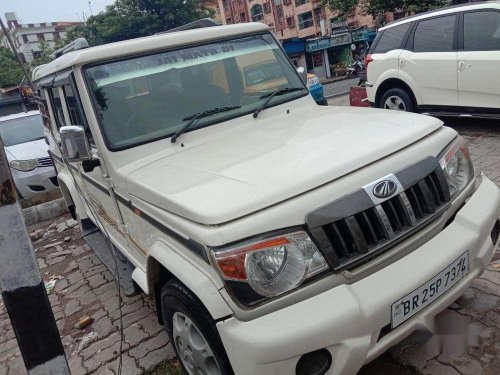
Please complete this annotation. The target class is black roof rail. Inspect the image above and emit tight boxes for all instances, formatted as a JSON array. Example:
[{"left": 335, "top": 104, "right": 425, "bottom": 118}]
[{"left": 159, "top": 18, "right": 221, "bottom": 34}]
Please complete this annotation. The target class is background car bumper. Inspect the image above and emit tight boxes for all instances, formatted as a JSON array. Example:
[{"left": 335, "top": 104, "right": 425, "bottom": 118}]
[
  {"left": 217, "top": 176, "right": 500, "bottom": 375},
  {"left": 11, "top": 166, "right": 58, "bottom": 199}
]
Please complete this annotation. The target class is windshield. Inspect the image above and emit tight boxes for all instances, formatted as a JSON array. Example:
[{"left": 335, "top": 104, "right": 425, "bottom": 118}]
[
  {"left": 85, "top": 33, "right": 305, "bottom": 149},
  {"left": 0, "top": 115, "right": 44, "bottom": 147}
]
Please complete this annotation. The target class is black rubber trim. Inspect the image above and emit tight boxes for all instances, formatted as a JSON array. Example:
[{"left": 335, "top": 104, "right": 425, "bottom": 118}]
[
  {"left": 307, "top": 189, "right": 373, "bottom": 229},
  {"left": 395, "top": 157, "right": 439, "bottom": 189},
  {"left": 1, "top": 282, "right": 66, "bottom": 370}
]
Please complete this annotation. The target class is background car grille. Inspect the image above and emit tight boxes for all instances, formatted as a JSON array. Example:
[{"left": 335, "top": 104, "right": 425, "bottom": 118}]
[
  {"left": 307, "top": 159, "right": 451, "bottom": 271},
  {"left": 36, "top": 157, "right": 53, "bottom": 167}
]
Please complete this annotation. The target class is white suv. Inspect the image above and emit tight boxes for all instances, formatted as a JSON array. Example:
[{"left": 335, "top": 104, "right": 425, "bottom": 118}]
[{"left": 366, "top": 1, "right": 500, "bottom": 117}]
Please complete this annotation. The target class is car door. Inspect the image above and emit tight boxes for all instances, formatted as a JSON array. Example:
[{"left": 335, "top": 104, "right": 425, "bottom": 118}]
[
  {"left": 458, "top": 9, "right": 500, "bottom": 109},
  {"left": 50, "top": 78, "right": 131, "bottom": 256},
  {"left": 399, "top": 14, "right": 459, "bottom": 107}
]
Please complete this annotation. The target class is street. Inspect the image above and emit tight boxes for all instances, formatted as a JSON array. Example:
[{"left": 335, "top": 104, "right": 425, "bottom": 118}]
[{"left": 323, "top": 78, "right": 360, "bottom": 98}]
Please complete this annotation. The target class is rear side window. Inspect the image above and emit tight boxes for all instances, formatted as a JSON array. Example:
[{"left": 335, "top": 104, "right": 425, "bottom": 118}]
[
  {"left": 373, "top": 23, "right": 412, "bottom": 53},
  {"left": 413, "top": 15, "right": 456, "bottom": 52},
  {"left": 464, "top": 11, "right": 500, "bottom": 51}
]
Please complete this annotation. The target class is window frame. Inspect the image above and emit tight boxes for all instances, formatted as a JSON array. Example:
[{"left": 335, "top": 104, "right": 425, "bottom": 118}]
[
  {"left": 459, "top": 9, "right": 500, "bottom": 51},
  {"left": 82, "top": 32, "right": 308, "bottom": 152},
  {"left": 297, "top": 11, "right": 314, "bottom": 30},
  {"left": 370, "top": 21, "right": 414, "bottom": 54},
  {"left": 407, "top": 13, "right": 459, "bottom": 53}
]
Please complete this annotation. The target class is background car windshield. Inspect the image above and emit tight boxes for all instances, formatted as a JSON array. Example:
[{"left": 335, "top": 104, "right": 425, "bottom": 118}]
[
  {"left": 0, "top": 115, "right": 44, "bottom": 147},
  {"left": 86, "top": 34, "right": 304, "bottom": 149}
]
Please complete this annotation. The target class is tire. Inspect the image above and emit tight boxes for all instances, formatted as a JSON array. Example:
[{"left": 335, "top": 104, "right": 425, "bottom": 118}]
[
  {"left": 161, "top": 279, "right": 233, "bottom": 375},
  {"left": 379, "top": 88, "right": 415, "bottom": 112}
]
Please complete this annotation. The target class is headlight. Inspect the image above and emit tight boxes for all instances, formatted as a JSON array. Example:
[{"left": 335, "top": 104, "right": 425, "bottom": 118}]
[
  {"left": 10, "top": 159, "right": 39, "bottom": 172},
  {"left": 439, "top": 136, "right": 474, "bottom": 198},
  {"left": 307, "top": 76, "right": 320, "bottom": 88},
  {"left": 212, "top": 230, "right": 328, "bottom": 300}
]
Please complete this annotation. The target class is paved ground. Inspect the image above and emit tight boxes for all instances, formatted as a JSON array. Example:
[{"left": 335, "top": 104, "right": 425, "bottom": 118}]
[
  {"left": 1, "top": 99, "right": 500, "bottom": 374},
  {"left": 323, "top": 78, "right": 360, "bottom": 98}
]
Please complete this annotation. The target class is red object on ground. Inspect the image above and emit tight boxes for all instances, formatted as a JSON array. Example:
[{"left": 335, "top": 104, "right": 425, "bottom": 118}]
[{"left": 349, "top": 86, "right": 370, "bottom": 107}]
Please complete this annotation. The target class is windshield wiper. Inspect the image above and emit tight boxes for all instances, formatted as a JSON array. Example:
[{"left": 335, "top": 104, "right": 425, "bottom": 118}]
[
  {"left": 253, "top": 87, "right": 307, "bottom": 118},
  {"left": 171, "top": 106, "right": 241, "bottom": 143}
]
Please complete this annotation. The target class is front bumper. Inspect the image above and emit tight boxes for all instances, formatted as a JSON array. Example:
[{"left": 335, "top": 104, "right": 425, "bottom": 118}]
[
  {"left": 11, "top": 166, "right": 58, "bottom": 199},
  {"left": 217, "top": 176, "right": 500, "bottom": 375}
]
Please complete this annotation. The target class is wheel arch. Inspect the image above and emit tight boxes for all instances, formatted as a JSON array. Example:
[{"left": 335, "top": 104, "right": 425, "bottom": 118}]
[
  {"left": 375, "top": 78, "right": 418, "bottom": 109},
  {"left": 147, "top": 241, "right": 233, "bottom": 325},
  {"left": 57, "top": 172, "right": 88, "bottom": 220}
]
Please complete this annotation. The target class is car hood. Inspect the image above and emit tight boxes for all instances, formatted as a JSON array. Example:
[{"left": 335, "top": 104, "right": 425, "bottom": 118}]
[
  {"left": 126, "top": 106, "right": 442, "bottom": 225},
  {"left": 4, "top": 139, "right": 49, "bottom": 161}
]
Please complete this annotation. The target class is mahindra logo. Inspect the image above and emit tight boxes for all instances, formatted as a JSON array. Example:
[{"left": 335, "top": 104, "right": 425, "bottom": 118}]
[{"left": 373, "top": 180, "right": 397, "bottom": 199}]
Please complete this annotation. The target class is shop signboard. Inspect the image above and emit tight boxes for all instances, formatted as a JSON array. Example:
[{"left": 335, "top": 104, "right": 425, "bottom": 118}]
[
  {"left": 306, "top": 37, "right": 331, "bottom": 53},
  {"left": 330, "top": 18, "right": 349, "bottom": 35},
  {"left": 330, "top": 32, "right": 352, "bottom": 47},
  {"left": 351, "top": 30, "right": 365, "bottom": 42}
]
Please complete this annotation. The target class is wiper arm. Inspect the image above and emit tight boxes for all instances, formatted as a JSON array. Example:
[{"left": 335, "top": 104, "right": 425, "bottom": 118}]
[
  {"left": 253, "top": 87, "right": 307, "bottom": 118},
  {"left": 171, "top": 105, "right": 241, "bottom": 143}
]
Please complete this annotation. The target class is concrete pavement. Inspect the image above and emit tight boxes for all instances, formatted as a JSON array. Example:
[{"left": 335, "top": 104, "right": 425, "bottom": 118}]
[{"left": 323, "top": 78, "right": 359, "bottom": 98}]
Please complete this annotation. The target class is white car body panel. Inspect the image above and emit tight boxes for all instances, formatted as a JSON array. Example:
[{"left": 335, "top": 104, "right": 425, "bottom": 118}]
[
  {"left": 398, "top": 50, "right": 458, "bottom": 106},
  {"left": 458, "top": 50, "right": 500, "bottom": 108},
  {"left": 125, "top": 103, "right": 441, "bottom": 225}
]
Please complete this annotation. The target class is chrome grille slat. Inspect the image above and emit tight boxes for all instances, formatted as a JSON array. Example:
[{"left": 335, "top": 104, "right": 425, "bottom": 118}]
[
  {"left": 308, "top": 166, "right": 451, "bottom": 271},
  {"left": 36, "top": 157, "right": 53, "bottom": 167}
]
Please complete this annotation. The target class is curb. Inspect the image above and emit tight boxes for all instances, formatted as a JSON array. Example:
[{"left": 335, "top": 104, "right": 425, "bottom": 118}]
[
  {"left": 325, "top": 91, "right": 350, "bottom": 99},
  {"left": 22, "top": 198, "right": 68, "bottom": 227}
]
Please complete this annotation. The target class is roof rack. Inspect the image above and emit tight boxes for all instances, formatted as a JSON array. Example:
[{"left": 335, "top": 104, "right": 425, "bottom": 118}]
[
  {"left": 159, "top": 18, "right": 221, "bottom": 34},
  {"left": 50, "top": 38, "right": 89, "bottom": 59}
]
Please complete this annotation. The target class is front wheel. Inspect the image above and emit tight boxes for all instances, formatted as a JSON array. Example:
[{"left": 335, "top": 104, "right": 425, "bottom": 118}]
[
  {"left": 379, "top": 88, "right": 415, "bottom": 112},
  {"left": 161, "top": 280, "right": 233, "bottom": 375}
]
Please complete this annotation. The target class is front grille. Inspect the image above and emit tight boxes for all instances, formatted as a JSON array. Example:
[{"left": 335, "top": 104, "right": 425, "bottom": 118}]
[
  {"left": 37, "top": 157, "right": 53, "bottom": 167},
  {"left": 307, "top": 158, "right": 451, "bottom": 271}
]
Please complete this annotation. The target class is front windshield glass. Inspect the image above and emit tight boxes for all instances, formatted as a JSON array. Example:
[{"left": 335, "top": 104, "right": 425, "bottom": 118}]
[
  {"left": 0, "top": 115, "right": 44, "bottom": 147},
  {"left": 85, "top": 34, "right": 305, "bottom": 149}
]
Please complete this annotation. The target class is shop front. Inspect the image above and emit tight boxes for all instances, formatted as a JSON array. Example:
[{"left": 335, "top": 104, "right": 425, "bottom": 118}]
[
  {"left": 326, "top": 32, "right": 353, "bottom": 78},
  {"left": 305, "top": 37, "right": 331, "bottom": 80},
  {"left": 282, "top": 39, "right": 307, "bottom": 68},
  {"left": 350, "top": 29, "right": 377, "bottom": 60}
]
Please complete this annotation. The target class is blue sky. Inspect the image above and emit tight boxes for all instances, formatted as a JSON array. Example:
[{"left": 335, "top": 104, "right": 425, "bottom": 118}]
[{"left": 2, "top": 0, "right": 116, "bottom": 23}]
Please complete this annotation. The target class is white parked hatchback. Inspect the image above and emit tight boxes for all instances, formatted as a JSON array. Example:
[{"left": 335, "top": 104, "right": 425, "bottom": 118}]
[{"left": 366, "top": 1, "right": 500, "bottom": 117}]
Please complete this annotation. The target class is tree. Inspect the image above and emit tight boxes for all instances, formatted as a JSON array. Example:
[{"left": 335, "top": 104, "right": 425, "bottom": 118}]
[
  {"left": 361, "top": 0, "right": 448, "bottom": 19},
  {"left": 0, "top": 47, "right": 23, "bottom": 87},
  {"left": 320, "top": 0, "right": 359, "bottom": 20},
  {"left": 64, "top": 0, "right": 215, "bottom": 46}
]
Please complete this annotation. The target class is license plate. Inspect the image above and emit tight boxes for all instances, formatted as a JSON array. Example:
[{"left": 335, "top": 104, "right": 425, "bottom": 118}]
[{"left": 391, "top": 251, "right": 469, "bottom": 328}]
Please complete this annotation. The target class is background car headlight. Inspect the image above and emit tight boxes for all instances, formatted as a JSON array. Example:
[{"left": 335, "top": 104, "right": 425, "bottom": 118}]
[
  {"left": 10, "top": 159, "right": 39, "bottom": 172},
  {"left": 212, "top": 230, "right": 328, "bottom": 300},
  {"left": 439, "top": 136, "right": 474, "bottom": 198}
]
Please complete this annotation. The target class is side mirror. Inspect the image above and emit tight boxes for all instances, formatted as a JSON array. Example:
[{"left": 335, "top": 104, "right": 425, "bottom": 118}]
[
  {"left": 297, "top": 66, "right": 307, "bottom": 85},
  {"left": 60, "top": 126, "right": 91, "bottom": 162}
]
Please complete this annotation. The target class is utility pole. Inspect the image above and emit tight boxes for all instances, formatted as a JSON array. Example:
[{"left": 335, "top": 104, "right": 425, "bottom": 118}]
[
  {"left": 0, "top": 16, "right": 33, "bottom": 88},
  {"left": 88, "top": 1, "right": 93, "bottom": 16},
  {"left": 0, "top": 142, "right": 70, "bottom": 374}
]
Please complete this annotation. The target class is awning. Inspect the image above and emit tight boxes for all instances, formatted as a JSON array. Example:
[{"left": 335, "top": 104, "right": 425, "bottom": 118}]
[{"left": 282, "top": 40, "right": 306, "bottom": 55}]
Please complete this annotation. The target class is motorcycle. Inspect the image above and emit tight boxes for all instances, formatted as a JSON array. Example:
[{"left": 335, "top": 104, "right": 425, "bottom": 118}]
[{"left": 347, "top": 59, "right": 365, "bottom": 79}]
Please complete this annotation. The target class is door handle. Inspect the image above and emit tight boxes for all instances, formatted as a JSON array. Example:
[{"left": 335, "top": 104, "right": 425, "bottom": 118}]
[{"left": 458, "top": 61, "right": 466, "bottom": 71}]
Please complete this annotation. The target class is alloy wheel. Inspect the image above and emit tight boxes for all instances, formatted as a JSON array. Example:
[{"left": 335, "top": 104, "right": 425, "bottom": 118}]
[{"left": 384, "top": 95, "right": 407, "bottom": 111}]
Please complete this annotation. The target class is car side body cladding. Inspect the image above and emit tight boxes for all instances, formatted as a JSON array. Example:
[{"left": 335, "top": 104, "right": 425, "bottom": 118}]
[
  {"left": 147, "top": 240, "right": 233, "bottom": 321},
  {"left": 57, "top": 170, "right": 88, "bottom": 220}
]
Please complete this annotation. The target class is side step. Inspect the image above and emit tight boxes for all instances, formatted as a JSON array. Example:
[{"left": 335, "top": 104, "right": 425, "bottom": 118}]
[
  {"left": 83, "top": 229, "right": 139, "bottom": 296},
  {"left": 422, "top": 111, "right": 500, "bottom": 120}
]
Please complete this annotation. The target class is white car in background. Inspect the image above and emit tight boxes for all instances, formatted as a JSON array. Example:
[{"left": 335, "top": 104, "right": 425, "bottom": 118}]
[
  {"left": 0, "top": 111, "right": 59, "bottom": 199},
  {"left": 365, "top": 1, "right": 500, "bottom": 117}
]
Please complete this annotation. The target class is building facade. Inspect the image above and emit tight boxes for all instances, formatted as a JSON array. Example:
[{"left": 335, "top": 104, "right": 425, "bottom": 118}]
[
  {"left": 217, "top": 0, "right": 376, "bottom": 79},
  {"left": 202, "top": 0, "right": 223, "bottom": 23},
  {"left": 0, "top": 12, "right": 82, "bottom": 64}
]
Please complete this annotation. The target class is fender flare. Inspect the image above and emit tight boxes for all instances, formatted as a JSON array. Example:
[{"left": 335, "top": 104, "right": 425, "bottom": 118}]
[
  {"left": 57, "top": 171, "right": 88, "bottom": 220},
  {"left": 147, "top": 240, "right": 233, "bottom": 320}
]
